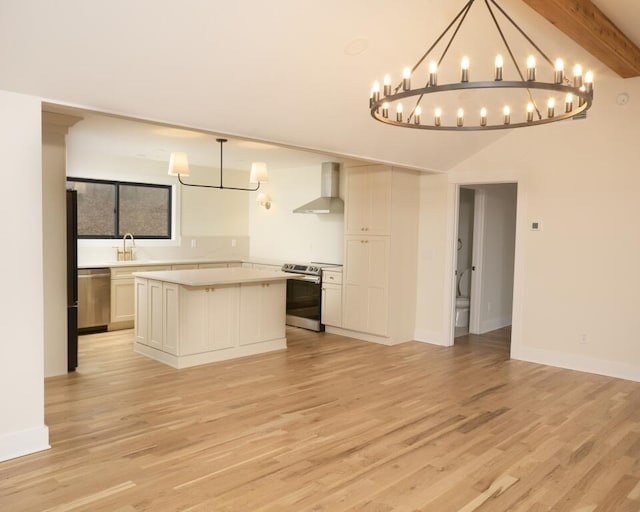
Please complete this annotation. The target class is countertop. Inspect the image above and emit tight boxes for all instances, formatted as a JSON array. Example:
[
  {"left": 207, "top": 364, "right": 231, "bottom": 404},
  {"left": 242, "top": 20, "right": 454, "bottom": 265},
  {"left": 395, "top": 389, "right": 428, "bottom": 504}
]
[
  {"left": 133, "top": 267, "right": 293, "bottom": 287},
  {"left": 79, "top": 258, "right": 342, "bottom": 270},
  {"left": 78, "top": 258, "right": 242, "bottom": 270}
]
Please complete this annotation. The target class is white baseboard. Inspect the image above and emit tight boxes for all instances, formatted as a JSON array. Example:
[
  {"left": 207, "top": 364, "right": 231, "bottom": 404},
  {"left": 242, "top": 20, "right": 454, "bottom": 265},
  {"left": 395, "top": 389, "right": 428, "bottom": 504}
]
[
  {"left": 413, "top": 329, "right": 449, "bottom": 346},
  {"left": 134, "top": 338, "right": 287, "bottom": 369},
  {"left": 515, "top": 345, "right": 640, "bottom": 383},
  {"left": 0, "top": 425, "right": 50, "bottom": 462},
  {"left": 325, "top": 326, "right": 404, "bottom": 346},
  {"left": 478, "top": 316, "right": 511, "bottom": 334}
]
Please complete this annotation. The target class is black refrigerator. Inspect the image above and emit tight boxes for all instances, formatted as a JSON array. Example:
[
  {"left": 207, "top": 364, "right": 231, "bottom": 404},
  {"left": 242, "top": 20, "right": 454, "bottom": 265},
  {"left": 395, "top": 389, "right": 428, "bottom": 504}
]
[{"left": 67, "top": 189, "right": 78, "bottom": 371}]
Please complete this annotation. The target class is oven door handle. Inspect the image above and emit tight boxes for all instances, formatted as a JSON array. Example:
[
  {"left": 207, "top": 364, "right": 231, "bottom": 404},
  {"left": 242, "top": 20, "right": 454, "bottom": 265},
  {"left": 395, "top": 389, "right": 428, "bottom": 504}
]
[{"left": 288, "top": 274, "right": 321, "bottom": 284}]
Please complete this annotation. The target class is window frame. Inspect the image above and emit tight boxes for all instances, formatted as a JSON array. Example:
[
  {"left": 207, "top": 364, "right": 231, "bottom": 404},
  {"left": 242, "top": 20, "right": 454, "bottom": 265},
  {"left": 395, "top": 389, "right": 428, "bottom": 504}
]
[{"left": 67, "top": 177, "right": 173, "bottom": 240}]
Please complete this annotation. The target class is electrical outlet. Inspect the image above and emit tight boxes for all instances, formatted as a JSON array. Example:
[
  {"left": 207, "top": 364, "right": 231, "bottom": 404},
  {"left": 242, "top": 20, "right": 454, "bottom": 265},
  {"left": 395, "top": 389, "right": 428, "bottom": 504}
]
[
  {"left": 231, "top": 239, "right": 237, "bottom": 248},
  {"left": 191, "top": 239, "right": 197, "bottom": 249},
  {"left": 579, "top": 334, "right": 588, "bottom": 345}
]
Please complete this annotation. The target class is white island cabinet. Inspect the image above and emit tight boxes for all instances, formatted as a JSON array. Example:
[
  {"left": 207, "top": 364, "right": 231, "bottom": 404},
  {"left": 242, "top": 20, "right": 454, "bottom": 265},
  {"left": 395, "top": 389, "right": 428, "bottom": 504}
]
[{"left": 133, "top": 268, "right": 289, "bottom": 369}]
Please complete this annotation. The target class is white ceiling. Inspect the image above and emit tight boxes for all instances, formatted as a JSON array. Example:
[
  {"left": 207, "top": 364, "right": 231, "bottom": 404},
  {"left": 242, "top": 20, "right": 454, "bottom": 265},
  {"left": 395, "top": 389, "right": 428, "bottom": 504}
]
[
  {"left": 66, "top": 111, "right": 342, "bottom": 171},
  {"left": 3, "top": 0, "right": 639, "bottom": 172}
]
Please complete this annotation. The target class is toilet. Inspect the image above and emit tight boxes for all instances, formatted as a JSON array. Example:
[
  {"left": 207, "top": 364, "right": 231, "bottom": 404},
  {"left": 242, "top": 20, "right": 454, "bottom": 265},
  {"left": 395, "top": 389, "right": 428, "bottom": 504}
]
[{"left": 455, "top": 268, "right": 471, "bottom": 327}]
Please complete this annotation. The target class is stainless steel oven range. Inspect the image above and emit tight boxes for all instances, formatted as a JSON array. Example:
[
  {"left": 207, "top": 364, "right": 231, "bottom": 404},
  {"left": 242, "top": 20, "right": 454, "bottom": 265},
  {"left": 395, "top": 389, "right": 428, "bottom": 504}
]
[{"left": 281, "top": 263, "right": 338, "bottom": 332}]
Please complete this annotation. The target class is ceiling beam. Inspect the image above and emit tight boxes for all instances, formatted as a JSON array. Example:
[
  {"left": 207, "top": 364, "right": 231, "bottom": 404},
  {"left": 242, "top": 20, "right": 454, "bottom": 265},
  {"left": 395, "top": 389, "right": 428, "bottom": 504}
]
[{"left": 520, "top": 0, "right": 640, "bottom": 78}]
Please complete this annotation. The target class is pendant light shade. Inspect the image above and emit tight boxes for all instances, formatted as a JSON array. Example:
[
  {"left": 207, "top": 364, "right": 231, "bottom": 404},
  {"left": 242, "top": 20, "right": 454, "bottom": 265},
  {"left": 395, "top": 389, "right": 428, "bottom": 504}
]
[
  {"left": 249, "top": 162, "right": 269, "bottom": 184},
  {"left": 168, "top": 152, "right": 190, "bottom": 176},
  {"left": 168, "top": 138, "right": 267, "bottom": 192}
]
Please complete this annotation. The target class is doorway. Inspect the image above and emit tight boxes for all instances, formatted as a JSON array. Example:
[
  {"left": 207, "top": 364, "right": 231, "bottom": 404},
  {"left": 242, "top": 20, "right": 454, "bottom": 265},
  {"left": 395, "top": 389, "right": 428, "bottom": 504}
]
[{"left": 452, "top": 183, "right": 518, "bottom": 346}]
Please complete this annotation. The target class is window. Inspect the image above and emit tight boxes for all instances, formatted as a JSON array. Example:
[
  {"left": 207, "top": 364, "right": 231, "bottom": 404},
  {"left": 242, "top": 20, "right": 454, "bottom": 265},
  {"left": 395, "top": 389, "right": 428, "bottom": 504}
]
[{"left": 67, "top": 178, "right": 172, "bottom": 239}]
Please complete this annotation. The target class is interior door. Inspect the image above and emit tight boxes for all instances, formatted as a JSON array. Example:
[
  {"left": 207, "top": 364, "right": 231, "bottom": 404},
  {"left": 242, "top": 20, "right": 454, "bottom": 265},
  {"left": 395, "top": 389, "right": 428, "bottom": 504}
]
[{"left": 469, "top": 189, "right": 485, "bottom": 334}]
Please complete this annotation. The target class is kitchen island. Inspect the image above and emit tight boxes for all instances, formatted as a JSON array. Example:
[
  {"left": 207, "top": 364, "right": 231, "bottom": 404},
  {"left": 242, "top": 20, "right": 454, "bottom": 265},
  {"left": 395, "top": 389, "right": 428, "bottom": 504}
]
[{"left": 133, "top": 268, "right": 290, "bottom": 369}]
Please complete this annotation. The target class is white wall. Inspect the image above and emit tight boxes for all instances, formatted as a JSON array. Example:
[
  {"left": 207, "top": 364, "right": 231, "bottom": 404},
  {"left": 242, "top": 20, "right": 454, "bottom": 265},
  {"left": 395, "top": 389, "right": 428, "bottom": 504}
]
[
  {"left": 65, "top": 140, "right": 250, "bottom": 264},
  {"left": 42, "top": 115, "right": 76, "bottom": 378},
  {"left": 180, "top": 167, "right": 249, "bottom": 237},
  {"left": 475, "top": 184, "right": 517, "bottom": 333},
  {"left": 415, "top": 75, "right": 640, "bottom": 381},
  {"left": 0, "top": 90, "right": 49, "bottom": 461},
  {"left": 249, "top": 164, "right": 344, "bottom": 264},
  {"left": 414, "top": 173, "right": 453, "bottom": 345}
]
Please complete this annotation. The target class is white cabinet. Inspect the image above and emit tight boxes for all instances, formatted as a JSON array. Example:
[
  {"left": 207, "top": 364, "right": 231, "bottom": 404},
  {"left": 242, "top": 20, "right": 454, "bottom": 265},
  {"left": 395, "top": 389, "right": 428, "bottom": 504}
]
[
  {"left": 134, "top": 275, "right": 287, "bottom": 368},
  {"left": 134, "top": 278, "right": 148, "bottom": 345},
  {"left": 339, "top": 165, "right": 419, "bottom": 344},
  {"left": 111, "top": 278, "right": 135, "bottom": 324},
  {"left": 239, "top": 282, "right": 285, "bottom": 345},
  {"left": 110, "top": 265, "right": 170, "bottom": 328},
  {"left": 180, "top": 285, "right": 238, "bottom": 355},
  {"left": 322, "top": 284, "right": 342, "bottom": 327},
  {"left": 322, "top": 270, "right": 342, "bottom": 285},
  {"left": 148, "top": 280, "right": 164, "bottom": 350},
  {"left": 321, "top": 270, "right": 342, "bottom": 327},
  {"left": 111, "top": 262, "right": 245, "bottom": 330},
  {"left": 163, "top": 282, "right": 179, "bottom": 355},
  {"left": 343, "top": 236, "right": 389, "bottom": 336},
  {"left": 135, "top": 279, "right": 179, "bottom": 355},
  {"left": 345, "top": 166, "right": 392, "bottom": 236}
]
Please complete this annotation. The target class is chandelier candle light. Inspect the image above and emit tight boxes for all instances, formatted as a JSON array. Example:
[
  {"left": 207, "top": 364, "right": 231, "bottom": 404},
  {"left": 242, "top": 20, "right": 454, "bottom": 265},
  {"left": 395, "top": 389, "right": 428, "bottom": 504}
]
[{"left": 368, "top": 0, "right": 594, "bottom": 131}]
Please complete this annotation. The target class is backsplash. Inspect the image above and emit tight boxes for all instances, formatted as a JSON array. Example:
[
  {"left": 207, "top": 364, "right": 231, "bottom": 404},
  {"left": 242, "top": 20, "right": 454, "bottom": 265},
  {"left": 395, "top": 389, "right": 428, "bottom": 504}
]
[{"left": 77, "top": 236, "right": 250, "bottom": 266}]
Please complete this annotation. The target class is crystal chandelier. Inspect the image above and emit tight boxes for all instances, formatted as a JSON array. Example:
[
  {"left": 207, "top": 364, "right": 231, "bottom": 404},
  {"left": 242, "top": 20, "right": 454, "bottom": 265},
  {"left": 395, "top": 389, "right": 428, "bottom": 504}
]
[{"left": 369, "top": 0, "right": 594, "bottom": 131}]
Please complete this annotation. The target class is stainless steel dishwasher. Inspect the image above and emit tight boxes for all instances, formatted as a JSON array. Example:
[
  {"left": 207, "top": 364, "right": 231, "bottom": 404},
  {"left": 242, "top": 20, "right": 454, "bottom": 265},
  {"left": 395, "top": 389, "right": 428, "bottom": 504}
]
[{"left": 78, "top": 268, "right": 111, "bottom": 333}]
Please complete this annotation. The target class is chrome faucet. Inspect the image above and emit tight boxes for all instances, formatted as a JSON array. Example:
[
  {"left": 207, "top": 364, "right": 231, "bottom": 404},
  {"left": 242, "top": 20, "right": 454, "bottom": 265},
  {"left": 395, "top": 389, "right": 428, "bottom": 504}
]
[{"left": 117, "top": 232, "right": 136, "bottom": 261}]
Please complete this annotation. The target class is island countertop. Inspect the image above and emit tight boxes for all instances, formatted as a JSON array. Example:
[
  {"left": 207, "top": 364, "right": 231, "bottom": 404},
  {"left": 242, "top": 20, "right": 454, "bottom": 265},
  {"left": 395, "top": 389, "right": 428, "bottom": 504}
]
[{"left": 133, "top": 267, "right": 292, "bottom": 287}]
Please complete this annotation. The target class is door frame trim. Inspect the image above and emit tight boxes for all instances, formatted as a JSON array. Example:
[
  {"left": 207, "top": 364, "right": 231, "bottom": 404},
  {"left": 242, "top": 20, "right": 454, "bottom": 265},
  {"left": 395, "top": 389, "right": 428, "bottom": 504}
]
[
  {"left": 469, "top": 188, "right": 485, "bottom": 334},
  {"left": 446, "top": 180, "right": 522, "bottom": 359}
]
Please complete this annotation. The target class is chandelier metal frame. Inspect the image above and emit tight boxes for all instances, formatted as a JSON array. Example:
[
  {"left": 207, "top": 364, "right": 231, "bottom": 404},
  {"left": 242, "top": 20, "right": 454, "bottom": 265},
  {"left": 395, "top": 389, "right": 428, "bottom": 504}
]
[
  {"left": 172, "top": 138, "right": 265, "bottom": 192},
  {"left": 369, "top": 0, "right": 594, "bottom": 131}
]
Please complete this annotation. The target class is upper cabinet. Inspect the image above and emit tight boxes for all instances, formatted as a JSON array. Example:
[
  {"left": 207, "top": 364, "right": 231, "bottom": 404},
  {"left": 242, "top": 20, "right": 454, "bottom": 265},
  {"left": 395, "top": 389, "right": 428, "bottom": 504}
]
[
  {"left": 345, "top": 166, "right": 392, "bottom": 236},
  {"left": 338, "top": 164, "right": 420, "bottom": 345}
]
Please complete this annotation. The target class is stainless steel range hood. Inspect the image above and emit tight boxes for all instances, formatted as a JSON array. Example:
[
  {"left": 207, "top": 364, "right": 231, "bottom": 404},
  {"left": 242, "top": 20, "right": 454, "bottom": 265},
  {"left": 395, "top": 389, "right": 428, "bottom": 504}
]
[{"left": 293, "top": 162, "right": 343, "bottom": 214}]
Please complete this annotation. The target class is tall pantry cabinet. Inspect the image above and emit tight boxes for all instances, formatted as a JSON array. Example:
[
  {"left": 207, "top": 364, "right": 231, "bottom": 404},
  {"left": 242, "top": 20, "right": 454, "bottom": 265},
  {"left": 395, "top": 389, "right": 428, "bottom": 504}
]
[{"left": 333, "top": 164, "right": 419, "bottom": 345}]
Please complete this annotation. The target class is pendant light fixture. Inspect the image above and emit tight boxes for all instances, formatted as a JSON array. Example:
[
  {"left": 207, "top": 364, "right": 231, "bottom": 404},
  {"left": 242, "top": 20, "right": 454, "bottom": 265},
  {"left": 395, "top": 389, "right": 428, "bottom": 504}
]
[
  {"left": 168, "top": 138, "right": 268, "bottom": 191},
  {"left": 368, "top": 0, "right": 594, "bottom": 131}
]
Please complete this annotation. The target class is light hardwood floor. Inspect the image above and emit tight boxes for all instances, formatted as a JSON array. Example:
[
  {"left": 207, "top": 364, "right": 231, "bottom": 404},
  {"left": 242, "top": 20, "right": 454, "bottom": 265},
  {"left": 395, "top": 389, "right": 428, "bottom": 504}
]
[{"left": 2, "top": 327, "right": 640, "bottom": 511}]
